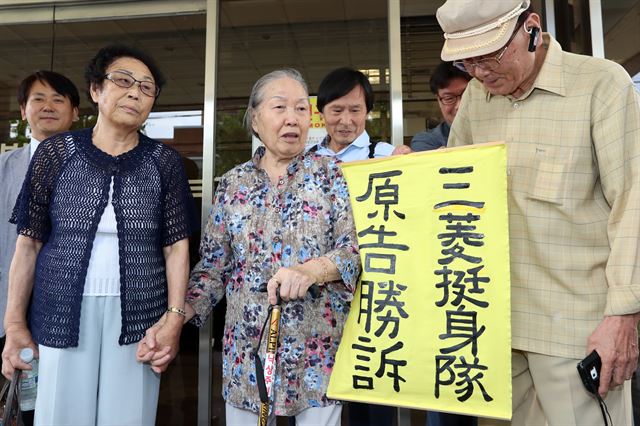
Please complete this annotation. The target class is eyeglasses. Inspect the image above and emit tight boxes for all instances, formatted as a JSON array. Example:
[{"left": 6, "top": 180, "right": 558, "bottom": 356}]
[
  {"left": 437, "top": 94, "right": 463, "bottom": 105},
  {"left": 453, "top": 24, "right": 522, "bottom": 73},
  {"left": 104, "top": 71, "right": 159, "bottom": 97}
]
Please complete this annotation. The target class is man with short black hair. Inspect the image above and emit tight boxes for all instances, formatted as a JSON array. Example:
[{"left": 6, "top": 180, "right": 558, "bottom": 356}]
[
  {"left": 308, "top": 67, "right": 411, "bottom": 160},
  {"left": 0, "top": 71, "right": 79, "bottom": 345},
  {"left": 0, "top": 70, "right": 79, "bottom": 425},
  {"left": 307, "top": 66, "right": 409, "bottom": 426},
  {"left": 411, "top": 62, "right": 470, "bottom": 152},
  {"left": 436, "top": 0, "right": 640, "bottom": 424}
]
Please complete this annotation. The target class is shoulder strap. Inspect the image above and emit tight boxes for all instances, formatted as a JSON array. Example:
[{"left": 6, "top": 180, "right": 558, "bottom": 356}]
[
  {"left": 308, "top": 144, "right": 319, "bottom": 153},
  {"left": 2, "top": 369, "right": 22, "bottom": 426},
  {"left": 368, "top": 139, "right": 380, "bottom": 159}
]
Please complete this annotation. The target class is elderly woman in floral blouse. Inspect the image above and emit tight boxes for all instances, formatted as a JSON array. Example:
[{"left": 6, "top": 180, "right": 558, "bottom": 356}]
[{"left": 139, "top": 68, "right": 360, "bottom": 425}]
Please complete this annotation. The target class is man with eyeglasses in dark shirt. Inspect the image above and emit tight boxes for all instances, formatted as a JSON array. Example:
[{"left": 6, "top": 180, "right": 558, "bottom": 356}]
[{"left": 410, "top": 62, "right": 470, "bottom": 152}]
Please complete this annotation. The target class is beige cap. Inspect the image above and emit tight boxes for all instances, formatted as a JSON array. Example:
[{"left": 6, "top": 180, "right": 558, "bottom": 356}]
[{"left": 437, "top": 0, "right": 530, "bottom": 61}]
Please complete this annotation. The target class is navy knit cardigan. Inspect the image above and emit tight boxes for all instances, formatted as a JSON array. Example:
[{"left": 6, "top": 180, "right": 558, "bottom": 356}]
[{"left": 11, "top": 128, "right": 194, "bottom": 348}]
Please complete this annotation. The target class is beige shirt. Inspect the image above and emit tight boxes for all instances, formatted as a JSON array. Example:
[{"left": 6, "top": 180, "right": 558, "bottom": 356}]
[{"left": 449, "top": 34, "right": 640, "bottom": 359}]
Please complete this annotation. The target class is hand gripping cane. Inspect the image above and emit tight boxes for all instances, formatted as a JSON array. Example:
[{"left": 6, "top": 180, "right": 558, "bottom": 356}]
[{"left": 253, "top": 282, "right": 320, "bottom": 425}]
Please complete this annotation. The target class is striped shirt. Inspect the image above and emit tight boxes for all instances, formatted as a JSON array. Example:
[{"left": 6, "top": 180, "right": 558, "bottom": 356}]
[{"left": 449, "top": 34, "right": 640, "bottom": 359}]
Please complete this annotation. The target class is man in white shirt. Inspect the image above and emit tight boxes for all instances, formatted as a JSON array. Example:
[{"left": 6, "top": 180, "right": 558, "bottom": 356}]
[
  {"left": 308, "top": 67, "right": 411, "bottom": 161},
  {"left": 306, "top": 67, "right": 410, "bottom": 426},
  {"left": 0, "top": 70, "right": 79, "bottom": 379}
]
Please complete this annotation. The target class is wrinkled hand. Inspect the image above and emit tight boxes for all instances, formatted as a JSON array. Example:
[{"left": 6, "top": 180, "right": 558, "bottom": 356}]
[
  {"left": 2, "top": 324, "right": 37, "bottom": 380},
  {"left": 391, "top": 145, "right": 412, "bottom": 155},
  {"left": 266, "top": 267, "right": 315, "bottom": 305},
  {"left": 587, "top": 314, "right": 640, "bottom": 397},
  {"left": 136, "top": 313, "right": 183, "bottom": 373}
]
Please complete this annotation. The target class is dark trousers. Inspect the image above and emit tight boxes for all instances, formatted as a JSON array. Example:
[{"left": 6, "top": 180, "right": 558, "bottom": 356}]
[
  {"left": 288, "top": 402, "right": 396, "bottom": 426},
  {"left": 348, "top": 402, "right": 396, "bottom": 426},
  {"left": 426, "top": 411, "right": 477, "bottom": 426},
  {"left": 633, "top": 368, "right": 640, "bottom": 426}
]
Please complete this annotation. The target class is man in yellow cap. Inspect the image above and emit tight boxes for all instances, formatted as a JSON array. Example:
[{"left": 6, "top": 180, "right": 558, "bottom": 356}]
[{"left": 436, "top": 0, "right": 640, "bottom": 424}]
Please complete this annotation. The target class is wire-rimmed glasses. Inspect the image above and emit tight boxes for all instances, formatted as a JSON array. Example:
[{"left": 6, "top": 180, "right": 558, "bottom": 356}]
[
  {"left": 104, "top": 71, "right": 159, "bottom": 97},
  {"left": 453, "top": 24, "right": 522, "bottom": 73},
  {"left": 437, "top": 94, "right": 463, "bottom": 105}
]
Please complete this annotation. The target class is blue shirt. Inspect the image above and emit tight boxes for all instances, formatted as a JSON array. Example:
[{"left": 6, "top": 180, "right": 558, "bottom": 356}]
[
  {"left": 410, "top": 121, "right": 450, "bottom": 152},
  {"left": 306, "top": 130, "right": 394, "bottom": 161}
]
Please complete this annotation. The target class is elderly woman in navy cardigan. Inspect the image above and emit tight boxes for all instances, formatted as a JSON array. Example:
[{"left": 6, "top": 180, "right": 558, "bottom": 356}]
[{"left": 1, "top": 44, "right": 193, "bottom": 426}]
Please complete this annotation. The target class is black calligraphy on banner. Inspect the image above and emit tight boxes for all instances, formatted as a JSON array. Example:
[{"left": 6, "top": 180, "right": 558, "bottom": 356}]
[
  {"left": 352, "top": 170, "right": 409, "bottom": 392},
  {"left": 433, "top": 166, "right": 493, "bottom": 403}
]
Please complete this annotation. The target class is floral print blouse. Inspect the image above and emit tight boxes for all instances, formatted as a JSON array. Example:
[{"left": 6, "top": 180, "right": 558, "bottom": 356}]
[{"left": 186, "top": 147, "right": 361, "bottom": 416}]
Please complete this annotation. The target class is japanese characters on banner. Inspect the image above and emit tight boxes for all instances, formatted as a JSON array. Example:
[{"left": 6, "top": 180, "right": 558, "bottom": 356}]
[{"left": 327, "top": 142, "right": 512, "bottom": 420}]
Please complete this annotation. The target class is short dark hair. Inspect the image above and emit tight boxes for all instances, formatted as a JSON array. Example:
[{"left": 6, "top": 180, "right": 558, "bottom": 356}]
[
  {"left": 316, "top": 67, "right": 374, "bottom": 113},
  {"left": 17, "top": 70, "right": 80, "bottom": 109},
  {"left": 429, "top": 62, "right": 472, "bottom": 95},
  {"left": 84, "top": 44, "right": 166, "bottom": 106}
]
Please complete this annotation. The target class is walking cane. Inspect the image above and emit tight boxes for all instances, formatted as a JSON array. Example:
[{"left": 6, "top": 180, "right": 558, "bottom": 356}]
[
  {"left": 253, "top": 283, "right": 319, "bottom": 426},
  {"left": 254, "top": 288, "right": 282, "bottom": 426}
]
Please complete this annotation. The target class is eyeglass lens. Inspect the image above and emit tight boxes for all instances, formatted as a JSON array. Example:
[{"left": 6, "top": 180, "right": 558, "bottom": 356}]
[
  {"left": 107, "top": 71, "right": 158, "bottom": 97},
  {"left": 438, "top": 95, "right": 460, "bottom": 105},
  {"left": 454, "top": 23, "right": 522, "bottom": 73}
]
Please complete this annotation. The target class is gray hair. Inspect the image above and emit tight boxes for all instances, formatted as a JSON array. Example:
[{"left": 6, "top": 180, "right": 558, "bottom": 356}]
[{"left": 244, "top": 68, "right": 309, "bottom": 138}]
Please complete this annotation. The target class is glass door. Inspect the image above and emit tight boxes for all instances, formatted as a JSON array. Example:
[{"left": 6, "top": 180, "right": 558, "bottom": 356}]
[{"left": 0, "top": 3, "right": 207, "bottom": 424}]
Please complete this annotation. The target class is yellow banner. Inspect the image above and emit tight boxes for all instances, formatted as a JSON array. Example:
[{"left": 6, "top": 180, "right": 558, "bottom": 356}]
[
  {"left": 307, "top": 96, "right": 327, "bottom": 146},
  {"left": 309, "top": 95, "right": 325, "bottom": 129},
  {"left": 328, "top": 142, "right": 512, "bottom": 420}
]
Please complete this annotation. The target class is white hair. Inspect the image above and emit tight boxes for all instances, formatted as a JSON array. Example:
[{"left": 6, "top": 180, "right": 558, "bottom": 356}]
[{"left": 243, "top": 68, "right": 309, "bottom": 138}]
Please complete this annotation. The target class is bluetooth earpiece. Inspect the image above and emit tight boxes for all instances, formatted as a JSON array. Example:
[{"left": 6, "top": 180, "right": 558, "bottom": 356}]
[{"left": 526, "top": 26, "right": 540, "bottom": 52}]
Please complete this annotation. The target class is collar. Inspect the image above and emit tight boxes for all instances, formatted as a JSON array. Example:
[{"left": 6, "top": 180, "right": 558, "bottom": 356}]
[
  {"left": 75, "top": 128, "right": 153, "bottom": 174},
  {"left": 316, "top": 130, "right": 370, "bottom": 154},
  {"left": 251, "top": 145, "right": 306, "bottom": 177},
  {"left": 349, "top": 130, "right": 370, "bottom": 149},
  {"left": 440, "top": 121, "right": 451, "bottom": 137},
  {"left": 29, "top": 136, "right": 41, "bottom": 159},
  {"left": 484, "top": 33, "right": 566, "bottom": 102},
  {"left": 531, "top": 34, "right": 566, "bottom": 97}
]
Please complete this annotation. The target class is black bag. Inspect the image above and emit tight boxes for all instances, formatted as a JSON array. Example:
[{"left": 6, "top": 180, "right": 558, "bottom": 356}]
[{"left": 0, "top": 369, "right": 23, "bottom": 426}]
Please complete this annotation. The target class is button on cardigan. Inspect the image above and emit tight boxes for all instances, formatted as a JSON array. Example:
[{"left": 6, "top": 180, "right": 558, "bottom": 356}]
[{"left": 11, "top": 128, "right": 194, "bottom": 348}]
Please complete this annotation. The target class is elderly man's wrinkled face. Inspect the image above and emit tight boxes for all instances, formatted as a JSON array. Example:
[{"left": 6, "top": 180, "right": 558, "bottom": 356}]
[
  {"left": 321, "top": 85, "right": 368, "bottom": 153},
  {"left": 437, "top": 77, "right": 469, "bottom": 124},
  {"left": 466, "top": 16, "right": 541, "bottom": 97},
  {"left": 252, "top": 77, "right": 311, "bottom": 161}
]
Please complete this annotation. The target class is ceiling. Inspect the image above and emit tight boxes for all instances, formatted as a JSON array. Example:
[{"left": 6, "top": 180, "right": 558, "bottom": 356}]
[
  {"left": 0, "top": 13, "right": 209, "bottom": 117},
  {"left": 0, "top": 0, "right": 447, "bottom": 121},
  {"left": 0, "top": 0, "right": 637, "bottom": 122}
]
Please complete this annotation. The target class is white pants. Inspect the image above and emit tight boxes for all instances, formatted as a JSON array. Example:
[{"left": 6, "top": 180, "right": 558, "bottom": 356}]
[
  {"left": 225, "top": 403, "right": 342, "bottom": 426},
  {"left": 35, "top": 296, "right": 161, "bottom": 426}
]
